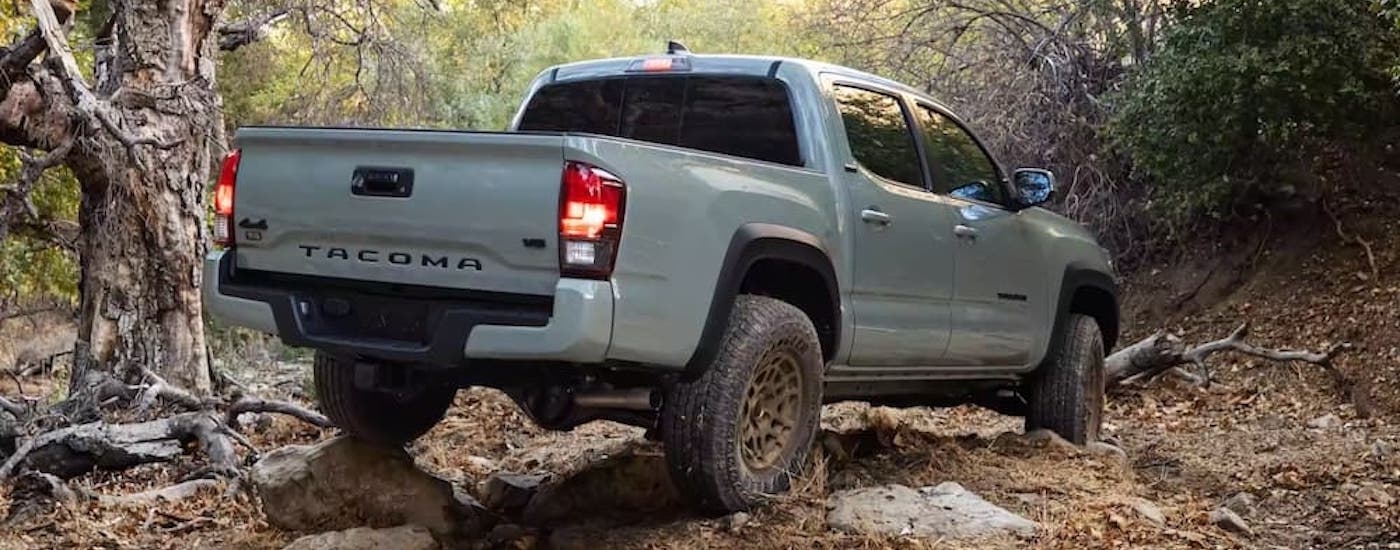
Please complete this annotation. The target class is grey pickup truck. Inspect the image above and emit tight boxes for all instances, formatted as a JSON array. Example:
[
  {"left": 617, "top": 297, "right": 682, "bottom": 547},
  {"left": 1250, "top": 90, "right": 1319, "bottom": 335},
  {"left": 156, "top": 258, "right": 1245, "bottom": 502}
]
[{"left": 204, "top": 44, "right": 1118, "bottom": 513}]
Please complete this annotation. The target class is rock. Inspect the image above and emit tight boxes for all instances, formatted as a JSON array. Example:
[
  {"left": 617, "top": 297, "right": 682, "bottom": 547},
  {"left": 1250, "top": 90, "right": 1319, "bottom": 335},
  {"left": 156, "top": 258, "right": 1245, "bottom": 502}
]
[
  {"left": 1307, "top": 414, "right": 1341, "bottom": 430},
  {"left": 820, "top": 428, "right": 884, "bottom": 461},
  {"left": 281, "top": 525, "right": 438, "bottom": 550},
  {"left": 1222, "top": 492, "right": 1256, "bottom": 517},
  {"left": 1022, "top": 429, "right": 1078, "bottom": 452},
  {"left": 252, "top": 436, "right": 479, "bottom": 540},
  {"left": 1124, "top": 497, "right": 1165, "bottom": 527},
  {"left": 1209, "top": 506, "right": 1252, "bottom": 536},
  {"left": 1353, "top": 485, "right": 1395, "bottom": 506},
  {"left": 826, "top": 482, "right": 1037, "bottom": 540},
  {"left": 480, "top": 473, "right": 548, "bottom": 514},
  {"left": 1086, "top": 441, "right": 1129, "bottom": 465},
  {"left": 1371, "top": 439, "right": 1393, "bottom": 458},
  {"left": 485, "top": 523, "right": 538, "bottom": 548},
  {"left": 3, "top": 471, "right": 78, "bottom": 526},
  {"left": 724, "top": 511, "right": 751, "bottom": 533},
  {"left": 521, "top": 450, "right": 677, "bottom": 525},
  {"left": 545, "top": 526, "right": 591, "bottom": 550}
]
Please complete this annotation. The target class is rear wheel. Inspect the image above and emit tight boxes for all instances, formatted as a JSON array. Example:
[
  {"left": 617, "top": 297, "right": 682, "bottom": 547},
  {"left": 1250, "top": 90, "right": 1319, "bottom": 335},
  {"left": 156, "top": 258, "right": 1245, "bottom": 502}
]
[
  {"left": 661, "top": 295, "right": 823, "bottom": 514},
  {"left": 1024, "top": 314, "right": 1105, "bottom": 444},
  {"left": 312, "top": 352, "right": 456, "bottom": 445}
]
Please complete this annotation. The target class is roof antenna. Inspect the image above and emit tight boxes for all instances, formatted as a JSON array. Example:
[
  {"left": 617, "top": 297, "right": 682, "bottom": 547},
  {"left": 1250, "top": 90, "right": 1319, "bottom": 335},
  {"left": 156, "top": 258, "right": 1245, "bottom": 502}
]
[{"left": 667, "top": 40, "right": 690, "bottom": 55}]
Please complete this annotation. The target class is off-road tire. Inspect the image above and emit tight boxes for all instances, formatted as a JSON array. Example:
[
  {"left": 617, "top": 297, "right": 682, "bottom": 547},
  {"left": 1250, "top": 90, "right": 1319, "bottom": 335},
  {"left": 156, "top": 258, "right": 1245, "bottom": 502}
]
[
  {"left": 661, "top": 295, "right": 824, "bottom": 514},
  {"left": 1025, "top": 314, "right": 1105, "bottom": 444},
  {"left": 312, "top": 352, "right": 456, "bottom": 445}
]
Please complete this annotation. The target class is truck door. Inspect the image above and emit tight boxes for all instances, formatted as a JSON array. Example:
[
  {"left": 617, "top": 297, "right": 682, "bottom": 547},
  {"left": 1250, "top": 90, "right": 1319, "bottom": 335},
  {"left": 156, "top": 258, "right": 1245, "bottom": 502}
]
[
  {"left": 833, "top": 84, "right": 957, "bottom": 367},
  {"left": 911, "top": 103, "right": 1040, "bottom": 367}
]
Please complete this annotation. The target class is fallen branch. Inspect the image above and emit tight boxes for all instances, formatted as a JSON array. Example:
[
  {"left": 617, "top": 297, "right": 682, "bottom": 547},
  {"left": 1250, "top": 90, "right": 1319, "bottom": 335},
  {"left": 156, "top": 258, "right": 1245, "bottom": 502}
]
[
  {"left": 1106, "top": 323, "right": 1365, "bottom": 414},
  {"left": 98, "top": 478, "right": 220, "bottom": 507},
  {"left": 0, "top": 395, "right": 26, "bottom": 417},
  {"left": 226, "top": 395, "right": 332, "bottom": 430}
]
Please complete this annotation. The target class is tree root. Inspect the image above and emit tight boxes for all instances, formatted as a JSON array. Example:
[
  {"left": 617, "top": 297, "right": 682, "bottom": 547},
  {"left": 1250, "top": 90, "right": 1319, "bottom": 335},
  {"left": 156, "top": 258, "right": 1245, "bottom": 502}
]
[
  {"left": 0, "top": 367, "right": 333, "bottom": 507},
  {"left": 226, "top": 395, "right": 332, "bottom": 430}
]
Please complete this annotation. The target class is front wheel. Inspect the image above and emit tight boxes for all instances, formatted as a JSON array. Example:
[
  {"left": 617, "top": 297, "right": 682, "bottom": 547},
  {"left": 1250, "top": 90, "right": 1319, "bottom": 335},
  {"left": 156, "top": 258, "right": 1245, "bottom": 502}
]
[
  {"left": 660, "top": 295, "right": 824, "bottom": 514},
  {"left": 312, "top": 352, "right": 456, "bottom": 445},
  {"left": 1024, "top": 314, "right": 1105, "bottom": 444}
]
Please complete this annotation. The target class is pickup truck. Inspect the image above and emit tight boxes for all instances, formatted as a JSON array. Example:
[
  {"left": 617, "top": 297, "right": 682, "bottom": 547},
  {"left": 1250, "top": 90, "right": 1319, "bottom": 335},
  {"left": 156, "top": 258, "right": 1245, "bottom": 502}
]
[{"left": 203, "top": 45, "right": 1119, "bottom": 514}]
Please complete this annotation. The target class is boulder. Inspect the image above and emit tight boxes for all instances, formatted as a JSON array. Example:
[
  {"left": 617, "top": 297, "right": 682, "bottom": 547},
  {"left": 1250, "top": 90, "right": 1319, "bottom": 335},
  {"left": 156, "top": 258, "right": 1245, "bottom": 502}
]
[
  {"left": 252, "top": 436, "right": 481, "bottom": 540},
  {"left": 484, "top": 523, "right": 539, "bottom": 548},
  {"left": 281, "top": 525, "right": 438, "bottom": 550},
  {"left": 480, "top": 473, "right": 548, "bottom": 514},
  {"left": 521, "top": 450, "right": 677, "bottom": 525},
  {"left": 826, "top": 482, "right": 1037, "bottom": 540}
]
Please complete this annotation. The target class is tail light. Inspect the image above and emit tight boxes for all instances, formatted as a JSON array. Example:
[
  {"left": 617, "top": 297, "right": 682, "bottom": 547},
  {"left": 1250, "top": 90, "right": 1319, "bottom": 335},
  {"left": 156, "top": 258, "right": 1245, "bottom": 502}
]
[
  {"left": 559, "top": 161, "right": 625, "bottom": 278},
  {"left": 213, "top": 149, "right": 241, "bottom": 248}
]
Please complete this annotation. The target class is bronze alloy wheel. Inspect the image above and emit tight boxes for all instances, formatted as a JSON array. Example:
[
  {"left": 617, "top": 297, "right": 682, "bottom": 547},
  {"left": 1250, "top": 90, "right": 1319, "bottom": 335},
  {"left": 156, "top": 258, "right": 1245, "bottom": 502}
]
[
  {"left": 737, "top": 344, "right": 804, "bottom": 472},
  {"left": 661, "top": 295, "right": 824, "bottom": 514}
]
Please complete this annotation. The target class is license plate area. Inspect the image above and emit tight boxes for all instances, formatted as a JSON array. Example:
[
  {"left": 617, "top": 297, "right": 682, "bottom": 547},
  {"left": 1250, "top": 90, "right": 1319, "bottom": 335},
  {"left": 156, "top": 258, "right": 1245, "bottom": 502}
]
[{"left": 294, "top": 292, "right": 435, "bottom": 345}]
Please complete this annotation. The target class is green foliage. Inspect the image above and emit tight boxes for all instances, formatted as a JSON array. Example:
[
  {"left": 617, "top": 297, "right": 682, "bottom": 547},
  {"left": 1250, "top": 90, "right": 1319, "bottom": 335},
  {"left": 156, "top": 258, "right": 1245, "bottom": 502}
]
[
  {"left": 218, "top": 0, "right": 818, "bottom": 130},
  {"left": 1111, "top": 0, "right": 1400, "bottom": 222},
  {"left": 0, "top": 149, "right": 80, "bottom": 305}
]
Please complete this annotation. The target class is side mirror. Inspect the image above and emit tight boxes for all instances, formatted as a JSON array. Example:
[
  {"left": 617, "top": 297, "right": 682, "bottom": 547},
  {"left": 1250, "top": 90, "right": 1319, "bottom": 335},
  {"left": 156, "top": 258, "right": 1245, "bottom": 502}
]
[
  {"left": 1013, "top": 168, "right": 1055, "bottom": 208},
  {"left": 949, "top": 180, "right": 997, "bottom": 203}
]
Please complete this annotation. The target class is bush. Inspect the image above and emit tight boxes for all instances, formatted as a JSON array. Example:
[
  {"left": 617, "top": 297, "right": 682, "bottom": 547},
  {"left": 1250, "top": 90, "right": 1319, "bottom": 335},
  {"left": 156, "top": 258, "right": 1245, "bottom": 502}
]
[{"left": 1111, "top": 0, "right": 1400, "bottom": 223}]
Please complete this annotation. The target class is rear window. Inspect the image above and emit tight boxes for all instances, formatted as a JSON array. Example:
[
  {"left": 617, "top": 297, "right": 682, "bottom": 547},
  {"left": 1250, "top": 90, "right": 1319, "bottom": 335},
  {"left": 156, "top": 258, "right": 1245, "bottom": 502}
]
[{"left": 517, "top": 76, "right": 802, "bottom": 167}]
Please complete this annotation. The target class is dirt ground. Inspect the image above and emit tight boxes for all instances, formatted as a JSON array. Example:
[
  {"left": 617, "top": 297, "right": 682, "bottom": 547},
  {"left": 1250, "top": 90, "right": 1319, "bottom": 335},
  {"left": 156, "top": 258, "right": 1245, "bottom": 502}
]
[{"left": 2, "top": 193, "right": 1399, "bottom": 548}]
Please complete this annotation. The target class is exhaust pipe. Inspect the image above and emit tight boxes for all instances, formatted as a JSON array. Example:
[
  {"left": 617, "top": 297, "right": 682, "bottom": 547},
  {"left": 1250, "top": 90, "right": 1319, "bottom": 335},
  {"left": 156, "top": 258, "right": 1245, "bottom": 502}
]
[{"left": 573, "top": 388, "right": 658, "bottom": 411}]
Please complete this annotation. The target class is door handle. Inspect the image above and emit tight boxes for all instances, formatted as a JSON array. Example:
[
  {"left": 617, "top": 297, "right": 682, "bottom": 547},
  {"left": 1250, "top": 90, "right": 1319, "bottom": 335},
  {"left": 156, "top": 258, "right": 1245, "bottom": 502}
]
[
  {"left": 953, "top": 224, "right": 978, "bottom": 239},
  {"left": 860, "top": 208, "right": 892, "bottom": 226}
]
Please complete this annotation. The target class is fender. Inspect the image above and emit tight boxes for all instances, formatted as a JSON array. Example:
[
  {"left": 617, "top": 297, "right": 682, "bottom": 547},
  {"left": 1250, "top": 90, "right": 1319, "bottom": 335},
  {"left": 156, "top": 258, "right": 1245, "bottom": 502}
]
[
  {"left": 1046, "top": 263, "right": 1120, "bottom": 364},
  {"left": 683, "top": 223, "right": 841, "bottom": 378}
]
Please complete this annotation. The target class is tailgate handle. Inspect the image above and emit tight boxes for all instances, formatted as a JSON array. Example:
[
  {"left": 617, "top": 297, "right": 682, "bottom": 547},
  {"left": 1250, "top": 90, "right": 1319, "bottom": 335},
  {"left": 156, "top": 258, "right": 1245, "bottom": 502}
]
[{"left": 351, "top": 167, "right": 414, "bottom": 198}]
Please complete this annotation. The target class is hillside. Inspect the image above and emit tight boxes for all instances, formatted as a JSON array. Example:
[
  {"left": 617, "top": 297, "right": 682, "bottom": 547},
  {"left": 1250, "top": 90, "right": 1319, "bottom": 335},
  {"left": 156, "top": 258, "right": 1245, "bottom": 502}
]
[{"left": 2, "top": 177, "right": 1398, "bottom": 548}]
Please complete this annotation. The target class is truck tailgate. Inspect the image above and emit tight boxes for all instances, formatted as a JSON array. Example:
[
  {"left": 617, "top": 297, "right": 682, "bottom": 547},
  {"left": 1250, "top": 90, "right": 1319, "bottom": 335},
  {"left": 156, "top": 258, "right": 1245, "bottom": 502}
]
[{"left": 231, "top": 127, "right": 564, "bottom": 296}]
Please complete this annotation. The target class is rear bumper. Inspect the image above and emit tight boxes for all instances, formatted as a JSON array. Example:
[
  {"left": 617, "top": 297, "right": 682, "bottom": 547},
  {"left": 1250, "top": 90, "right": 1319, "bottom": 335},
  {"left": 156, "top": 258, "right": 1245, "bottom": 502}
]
[{"left": 202, "top": 251, "right": 613, "bottom": 366}]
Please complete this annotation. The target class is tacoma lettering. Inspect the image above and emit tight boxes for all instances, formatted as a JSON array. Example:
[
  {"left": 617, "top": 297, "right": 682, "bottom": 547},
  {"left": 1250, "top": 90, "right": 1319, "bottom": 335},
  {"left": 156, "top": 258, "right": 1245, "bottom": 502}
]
[{"left": 298, "top": 245, "right": 482, "bottom": 271}]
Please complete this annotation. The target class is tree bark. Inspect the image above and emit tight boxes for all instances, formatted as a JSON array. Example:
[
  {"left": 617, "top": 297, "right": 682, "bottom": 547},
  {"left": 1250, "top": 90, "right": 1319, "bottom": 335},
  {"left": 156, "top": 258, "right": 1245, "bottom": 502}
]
[{"left": 20, "top": 0, "right": 229, "bottom": 393}]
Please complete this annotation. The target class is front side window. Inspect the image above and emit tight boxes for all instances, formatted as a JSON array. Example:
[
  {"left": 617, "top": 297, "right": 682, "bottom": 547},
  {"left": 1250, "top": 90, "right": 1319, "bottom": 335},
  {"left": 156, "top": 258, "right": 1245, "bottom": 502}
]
[
  {"left": 832, "top": 85, "right": 923, "bottom": 188},
  {"left": 517, "top": 76, "right": 801, "bottom": 166},
  {"left": 915, "top": 105, "right": 1003, "bottom": 204}
]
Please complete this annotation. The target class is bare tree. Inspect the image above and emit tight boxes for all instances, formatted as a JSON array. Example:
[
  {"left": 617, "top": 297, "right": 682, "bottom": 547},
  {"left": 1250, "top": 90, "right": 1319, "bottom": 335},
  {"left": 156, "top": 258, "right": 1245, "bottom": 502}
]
[
  {"left": 0, "top": 0, "right": 427, "bottom": 397},
  {"left": 0, "top": 0, "right": 230, "bottom": 393},
  {"left": 808, "top": 0, "right": 1173, "bottom": 264}
]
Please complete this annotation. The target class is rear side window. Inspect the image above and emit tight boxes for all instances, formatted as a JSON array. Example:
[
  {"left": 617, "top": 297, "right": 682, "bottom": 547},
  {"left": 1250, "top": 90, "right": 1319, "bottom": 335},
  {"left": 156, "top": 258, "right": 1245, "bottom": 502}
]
[
  {"left": 832, "top": 85, "right": 923, "bottom": 188},
  {"left": 518, "top": 76, "right": 802, "bottom": 167}
]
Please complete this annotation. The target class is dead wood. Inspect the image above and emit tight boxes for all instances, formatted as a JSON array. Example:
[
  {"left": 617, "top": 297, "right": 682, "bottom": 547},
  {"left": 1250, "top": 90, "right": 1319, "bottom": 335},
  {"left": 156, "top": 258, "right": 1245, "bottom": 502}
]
[
  {"left": 98, "top": 478, "right": 220, "bottom": 507},
  {"left": 1105, "top": 323, "right": 1365, "bottom": 414},
  {"left": 0, "top": 364, "right": 331, "bottom": 484},
  {"left": 226, "top": 395, "right": 332, "bottom": 430},
  {"left": 1324, "top": 200, "right": 1380, "bottom": 282}
]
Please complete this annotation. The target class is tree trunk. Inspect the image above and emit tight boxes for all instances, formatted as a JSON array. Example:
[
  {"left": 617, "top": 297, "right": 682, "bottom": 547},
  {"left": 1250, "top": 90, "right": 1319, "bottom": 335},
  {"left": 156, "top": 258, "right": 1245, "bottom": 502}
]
[{"left": 55, "top": 0, "right": 227, "bottom": 393}]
